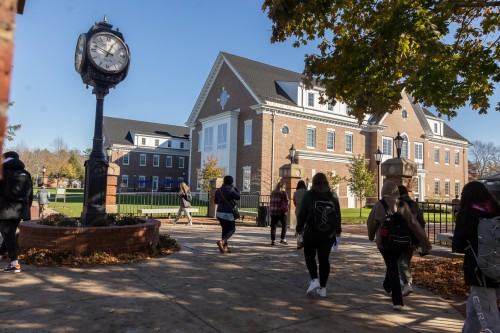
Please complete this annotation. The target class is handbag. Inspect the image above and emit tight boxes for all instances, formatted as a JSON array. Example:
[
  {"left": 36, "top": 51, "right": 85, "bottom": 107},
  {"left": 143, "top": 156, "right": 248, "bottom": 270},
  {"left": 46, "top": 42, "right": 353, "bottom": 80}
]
[{"left": 218, "top": 189, "right": 240, "bottom": 220}]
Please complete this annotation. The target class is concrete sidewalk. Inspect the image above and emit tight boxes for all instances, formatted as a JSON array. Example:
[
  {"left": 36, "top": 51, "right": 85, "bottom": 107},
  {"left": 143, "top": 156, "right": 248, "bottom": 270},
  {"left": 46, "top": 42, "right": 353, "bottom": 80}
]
[{"left": 0, "top": 220, "right": 464, "bottom": 333}]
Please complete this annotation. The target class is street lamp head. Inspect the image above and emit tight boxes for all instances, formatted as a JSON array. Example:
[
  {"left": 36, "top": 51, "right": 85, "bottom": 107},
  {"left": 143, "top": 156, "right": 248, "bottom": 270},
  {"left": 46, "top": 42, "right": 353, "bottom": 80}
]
[
  {"left": 106, "top": 146, "right": 113, "bottom": 162},
  {"left": 394, "top": 132, "right": 404, "bottom": 158},
  {"left": 289, "top": 144, "right": 296, "bottom": 164},
  {"left": 374, "top": 148, "right": 383, "bottom": 165}
]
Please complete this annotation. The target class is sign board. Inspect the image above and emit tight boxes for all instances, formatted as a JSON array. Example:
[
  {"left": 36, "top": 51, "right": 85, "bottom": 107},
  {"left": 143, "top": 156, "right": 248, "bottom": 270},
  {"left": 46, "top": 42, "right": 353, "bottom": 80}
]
[{"left": 55, "top": 188, "right": 66, "bottom": 203}]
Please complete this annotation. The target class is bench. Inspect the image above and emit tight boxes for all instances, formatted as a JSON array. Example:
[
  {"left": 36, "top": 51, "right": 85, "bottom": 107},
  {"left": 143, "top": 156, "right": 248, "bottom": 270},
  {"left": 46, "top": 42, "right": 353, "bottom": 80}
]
[
  {"left": 238, "top": 210, "right": 258, "bottom": 221},
  {"left": 436, "top": 232, "right": 454, "bottom": 243},
  {"left": 138, "top": 208, "right": 199, "bottom": 218}
]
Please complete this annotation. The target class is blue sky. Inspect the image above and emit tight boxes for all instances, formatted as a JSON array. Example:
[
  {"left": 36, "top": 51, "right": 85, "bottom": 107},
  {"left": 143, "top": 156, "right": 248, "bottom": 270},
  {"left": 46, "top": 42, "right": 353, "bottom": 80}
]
[{"left": 7, "top": 0, "right": 500, "bottom": 152}]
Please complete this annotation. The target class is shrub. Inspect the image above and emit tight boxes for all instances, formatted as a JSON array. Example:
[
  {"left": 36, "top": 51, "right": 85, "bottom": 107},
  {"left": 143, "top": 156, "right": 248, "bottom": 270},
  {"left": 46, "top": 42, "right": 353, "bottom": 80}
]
[
  {"left": 39, "top": 214, "right": 79, "bottom": 227},
  {"left": 39, "top": 213, "right": 143, "bottom": 227}
]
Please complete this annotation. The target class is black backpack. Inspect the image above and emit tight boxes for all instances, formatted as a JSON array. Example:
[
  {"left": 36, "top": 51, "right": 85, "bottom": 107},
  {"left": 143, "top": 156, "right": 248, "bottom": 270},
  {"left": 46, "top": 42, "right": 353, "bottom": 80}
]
[
  {"left": 4, "top": 168, "right": 32, "bottom": 203},
  {"left": 307, "top": 191, "right": 337, "bottom": 237},
  {"left": 379, "top": 199, "right": 411, "bottom": 250}
]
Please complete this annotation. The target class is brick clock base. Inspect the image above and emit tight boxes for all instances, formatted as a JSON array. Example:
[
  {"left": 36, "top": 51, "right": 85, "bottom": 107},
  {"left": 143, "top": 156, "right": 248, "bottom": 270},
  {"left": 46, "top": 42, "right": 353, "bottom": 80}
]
[{"left": 18, "top": 220, "right": 160, "bottom": 255}]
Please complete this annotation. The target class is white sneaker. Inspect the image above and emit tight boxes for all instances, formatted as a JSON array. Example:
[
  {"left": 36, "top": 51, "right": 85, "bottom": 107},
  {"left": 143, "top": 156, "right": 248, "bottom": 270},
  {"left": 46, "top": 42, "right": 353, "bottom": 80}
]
[
  {"left": 307, "top": 278, "right": 320, "bottom": 294},
  {"left": 187, "top": 222, "right": 193, "bottom": 226},
  {"left": 316, "top": 287, "right": 327, "bottom": 297},
  {"left": 392, "top": 304, "right": 404, "bottom": 311},
  {"left": 170, "top": 219, "right": 177, "bottom": 225},
  {"left": 402, "top": 284, "right": 413, "bottom": 296}
]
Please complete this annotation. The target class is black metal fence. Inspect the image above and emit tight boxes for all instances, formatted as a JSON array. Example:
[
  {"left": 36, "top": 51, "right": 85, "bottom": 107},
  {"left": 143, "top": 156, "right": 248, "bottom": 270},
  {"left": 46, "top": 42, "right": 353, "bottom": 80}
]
[{"left": 418, "top": 201, "right": 458, "bottom": 245}]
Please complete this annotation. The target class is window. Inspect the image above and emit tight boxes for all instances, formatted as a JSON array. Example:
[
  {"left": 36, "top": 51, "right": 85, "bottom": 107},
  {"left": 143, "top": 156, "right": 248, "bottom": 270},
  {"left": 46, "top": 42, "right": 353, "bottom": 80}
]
[
  {"left": 445, "top": 150, "right": 450, "bottom": 164},
  {"left": 140, "top": 154, "right": 146, "bottom": 166},
  {"left": 166, "top": 156, "right": 172, "bottom": 168},
  {"left": 414, "top": 143, "right": 423, "bottom": 161},
  {"left": 326, "top": 130, "right": 335, "bottom": 150},
  {"left": 141, "top": 138, "right": 146, "bottom": 145},
  {"left": 434, "top": 180, "right": 440, "bottom": 195},
  {"left": 455, "top": 181, "right": 460, "bottom": 197},
  {"left": 455, "top": 151, "right": 459, "bottom": 165},
  {"left": 345, "top": 133, "right": 353, "bottom": 153},
  {"left": 153, "top": 155, "right": 159, "bottom": 167},
  {"left": 433, "top": 123, "right": 438, "bottom": 134},
  {"left": 382, "top": 137, "right": 393, "bottom": 156},
  {"left": 308, "top": 92, "right": 314, "bottom": 107},
  {"left": 434, "top": 148, "right": 440, "bottom": 163},
  {"left": 165, "top": 177, "right": 172, "bottom": 190},
  {"left": 217, "top": 123, "right": 227, "bottom": 149},
  {"left": 306, "top": 127, "right": 316, "bottom": 148},
  {"left": 152, "top": 176, "right": 159, "bottom": 192},
  {"left": 122, "top": 153, "right": 129, "bottom": 165},
  {"left": 414, "top": 177, "right": 419, "bottom": 195},
  {"left": 401, "top": 135, "right": 408, "bottom": 158},
  {"left": 138, "top": 175, "right": 146, "bottom": 188},
  {"left": 204, "top": 127, "right": 213, "bottom": 151},
  {"left": 180, "top": 142, "right": 184, "bottom": 149},
  {"left": 155, "top": 139, "right": 159, "bottom": 146},
  {"left": 179, "top": 157, "right": 185, "bottom": 169},
  {"left": 198, "top": 131, "right": 202, "bottom": 152},
  {"left": 242, "top": 167, "right": 251, "bottom": 192},
  {"left": 121, "top": 175, "right": 129, "bottom": 188},
  {"left": 445, "top": 180, "right": 450, "bottom": 195},
  {"left": 244, "top": 121, "right": 252, "bottom": 145},
  {"left": 327, "top": 103, "right": 334, "bottom": 111},
  {"left": 167, "top": 141, "right": 172, "bottom": 148}
]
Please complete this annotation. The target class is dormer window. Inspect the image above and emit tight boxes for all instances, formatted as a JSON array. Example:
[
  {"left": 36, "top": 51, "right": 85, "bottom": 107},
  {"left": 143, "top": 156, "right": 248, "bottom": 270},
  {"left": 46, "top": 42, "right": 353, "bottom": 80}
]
[
  {"left": 167, "top": 141, "right": 172, "bottom": 148},
  {"left": 308, "top": 92, "right": 314, "bottom": 107},
  {"left": 433, "top": 123, "right": 438, "bottom": 134},
  {"left": 141, "top": 138, "right": 146, "bottom": 145},
  {"left": 180, "top": 142, "right": 184, "bottom": 149}
]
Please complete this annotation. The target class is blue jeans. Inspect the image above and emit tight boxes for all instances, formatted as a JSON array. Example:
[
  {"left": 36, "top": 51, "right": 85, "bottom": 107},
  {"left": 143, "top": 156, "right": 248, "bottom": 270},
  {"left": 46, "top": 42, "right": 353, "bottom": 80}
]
[
  {"left": 217, "top": 217, "right": 235, "bottom": 246},
  {"left": 0, "top": 219, "right": 21, "bottom": 261}
]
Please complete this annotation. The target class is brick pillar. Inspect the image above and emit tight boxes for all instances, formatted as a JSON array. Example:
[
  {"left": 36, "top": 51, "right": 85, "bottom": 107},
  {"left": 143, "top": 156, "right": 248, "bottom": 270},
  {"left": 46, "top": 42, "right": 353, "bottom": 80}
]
[
  {"left": 209, "top": 177, "right": 223, "bottom": 218},
  {"left": 279, "top": 163, "right": 305, "bottom": 228},
  {"left": 381, "top": 158, "right": 417, "bottom": 196},
  {"left": 0, "top": 0, "right": 18, "bottom": 178},
  {"left": 106, "top": 162, "right": 120, "bottom": 213}
]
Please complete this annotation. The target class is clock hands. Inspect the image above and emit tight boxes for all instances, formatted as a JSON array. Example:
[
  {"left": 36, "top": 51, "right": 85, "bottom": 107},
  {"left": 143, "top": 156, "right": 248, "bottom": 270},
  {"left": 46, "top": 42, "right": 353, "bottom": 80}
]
[{"left": 92, "top": 43, "right": 114, "bottom": 57}]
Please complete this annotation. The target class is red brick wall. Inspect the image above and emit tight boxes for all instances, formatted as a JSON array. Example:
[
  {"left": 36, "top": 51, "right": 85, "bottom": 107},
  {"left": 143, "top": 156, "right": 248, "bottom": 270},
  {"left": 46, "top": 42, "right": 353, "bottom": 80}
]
[{"left": 18, "top": 220, "right": 160, "bottom": 254}]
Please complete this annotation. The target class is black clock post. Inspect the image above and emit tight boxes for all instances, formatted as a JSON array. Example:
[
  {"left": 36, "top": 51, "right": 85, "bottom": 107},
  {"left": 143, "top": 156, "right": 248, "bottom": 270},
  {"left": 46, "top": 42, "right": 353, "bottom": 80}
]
[{"left": 75, "top": 17, "right": 130, "bottom": 225}]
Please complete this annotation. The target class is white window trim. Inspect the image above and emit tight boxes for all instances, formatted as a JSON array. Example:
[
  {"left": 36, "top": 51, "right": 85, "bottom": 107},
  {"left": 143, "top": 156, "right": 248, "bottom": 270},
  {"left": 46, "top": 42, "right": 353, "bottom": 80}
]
[
  {"left": 414, "top": 142, "right": 423, "bottom": 162},
  {"left": 165, "top": 177, "right": 172, "bottom": 190},
  {"left": 122, "top": 175, "right": 129, "bottom": 188},
  {"left": 198, "top": 131, "right": 202, "bottom": 152},
  {"left": 152, "top": 176, "right": 159, "bottom": 192},
  {"left": 153, "top": 155, "right": 160, "bottom": 167},
  {"left": 345, "top": 132, "right": 354, "bottom": 153},
  {"left": 138, "top": 175, "right": 146, "bottom": 188},
  {"left": 382, "top": 137, "right": 393, "bottom": 157},
  {"left": 326, "top": 129, "right": 335, "bottom": 151},
  {"left": 454, "top": 150, "right": 460, "bottom": 166},
  {"left": 139, "top": 154, "right": 146, "bottom": 166},
  {"left": 244, "top": 120, "right": 252, "bottom": 146},
  {"left": 434, "top": 147, "right": 440, "bottom": 164},
  {"left": 179, "top": 157, "right": 185, "bottom": 169},
  {"left": 122, "top": 153, "right": 129, "bottom": 166},
  {"left": 166, "top": 156, "right": 173, "bottom": 168},
  {"left": 306, "top": 125, "right": 316, "bottom": 149},
  {"left": 444, "top": 149, "right": 450, "bottom": 165}
]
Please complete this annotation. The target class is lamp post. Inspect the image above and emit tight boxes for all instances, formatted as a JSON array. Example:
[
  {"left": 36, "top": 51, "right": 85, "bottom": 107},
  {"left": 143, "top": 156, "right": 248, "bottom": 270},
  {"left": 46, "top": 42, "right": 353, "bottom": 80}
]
[
  {"left": 42, "top": 165, "right": 46, "bottom": 186},
  {"left": 133, "top": 174, "right": 136, "bottom": 192},
  {"left": 374, "top": 148, "right": 382, "bottom": 201},
  {"left": 289, "top": 144, "right": 296, "bottom": 164},
  {"left": 394, "top": 132, "right": 404, "bottom": 158},
  {"left": 106, "top": 146, "right": 113, "bottom": 163}
]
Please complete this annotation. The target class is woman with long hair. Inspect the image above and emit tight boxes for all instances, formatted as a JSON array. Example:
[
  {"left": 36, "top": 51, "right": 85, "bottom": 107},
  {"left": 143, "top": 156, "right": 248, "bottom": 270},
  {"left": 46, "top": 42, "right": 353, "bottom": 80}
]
[
  {"left": 453, "top": 181, "right": 500, "bottom": 332},
  {"left": 214, "top": 175, "right": 240, "bottom": 253},
  {"left": 172, "top": 182, "right": 193, "bottom": 226},
  {"left": 269, "top": 180, "right": 289, "bottom": 246},
  {"left": 293, "top": 180, "right": 307, "bottom": 220},
  {"left": 296, "top": 172, "right": 341, "bottom": 297}
]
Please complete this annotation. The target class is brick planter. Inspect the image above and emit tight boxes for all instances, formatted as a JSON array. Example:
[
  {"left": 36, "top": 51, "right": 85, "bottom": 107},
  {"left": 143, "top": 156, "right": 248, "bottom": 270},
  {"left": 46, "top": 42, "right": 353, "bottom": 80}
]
[{"left": 18, "top": 220, "right": 160, "bottom": 254}]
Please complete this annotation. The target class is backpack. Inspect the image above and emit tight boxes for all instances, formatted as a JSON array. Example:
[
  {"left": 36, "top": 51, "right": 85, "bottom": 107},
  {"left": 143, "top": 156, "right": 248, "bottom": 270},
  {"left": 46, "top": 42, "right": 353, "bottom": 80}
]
[
  {"left": 4, "top": 168, "right": 32, "bottom": 203},
  {"left": 468, "top": 217, "right": 500, "bottom": 282},
  {"left": 379, "top": 199, "right": 412, "bottom": 250},
  {"left": 307, "top": 191, "right": 337, "bottom": 237}
]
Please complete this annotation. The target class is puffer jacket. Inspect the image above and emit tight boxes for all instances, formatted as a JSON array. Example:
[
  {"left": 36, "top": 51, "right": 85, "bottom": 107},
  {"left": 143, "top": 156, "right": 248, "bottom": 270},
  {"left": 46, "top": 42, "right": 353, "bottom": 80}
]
[
  {"left": 0, "top": 158, "right": 33, "bottom": 221},
  {"left": 367, "top": 195, "right": 431, "bottom": 253},
  {"left": 452, "top": 208, "right": 500, "bottom": 288},
  {"left": 214, "top": 184, "right": 240, "bottom": 214}
]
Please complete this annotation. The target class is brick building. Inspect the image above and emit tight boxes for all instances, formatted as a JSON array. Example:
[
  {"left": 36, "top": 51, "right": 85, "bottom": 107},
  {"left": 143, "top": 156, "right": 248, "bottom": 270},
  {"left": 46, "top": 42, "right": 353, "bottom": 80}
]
[
  {"left": 186, "top": 52, "right": 469, "bottom": 207},
  {"left": 103, "top": 116, "right": 190, "bottom": 192}
]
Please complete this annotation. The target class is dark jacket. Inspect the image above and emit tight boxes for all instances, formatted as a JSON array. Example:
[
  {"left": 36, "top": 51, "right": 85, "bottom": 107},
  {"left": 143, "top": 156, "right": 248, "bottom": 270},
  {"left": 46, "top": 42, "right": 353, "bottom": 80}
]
[
  {"left": 399, "top": 194, "right": 426, "bottom": 246},
  {"left": 452, "top": 208, "right": 500, "bottom": 288},
  {"left": 0, "top": 158, "right": 33, "bottom": 221},
  {"left": 214, "top": 184, "right": 240, "bottom": 214},
  {"left": 296, "top": 184, "right": 342, "bottom": 237}
]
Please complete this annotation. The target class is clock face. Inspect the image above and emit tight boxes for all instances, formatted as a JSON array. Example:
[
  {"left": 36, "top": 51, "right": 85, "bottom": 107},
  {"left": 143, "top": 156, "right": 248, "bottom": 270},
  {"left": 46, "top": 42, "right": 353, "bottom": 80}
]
[
  {"left": 282, "top": 126, "right": 289, "bottom": 135},
  {"left": 87, "top": 32, "right": 129, "bottom": 73},
  {"left": 74, "top": 33, "right": 86, "bottom": 73}
]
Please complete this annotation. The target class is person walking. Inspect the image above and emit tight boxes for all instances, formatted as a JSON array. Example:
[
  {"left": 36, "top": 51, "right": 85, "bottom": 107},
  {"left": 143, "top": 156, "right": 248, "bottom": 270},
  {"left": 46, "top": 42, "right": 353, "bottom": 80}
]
[
  {"left": 269, "top": 180, "right": 289, "bottom": 245},
  {"left": 36, "top": 185, "right": 51, "bottom": 219},
  {"left": 172, "top": 182, "right": 193, "bottom": 226},
  {"left": 367, "top": 181, "right": 431, "bottom": 310},
  {"left": 296, "top": 172, "right": 341, "bottom": 298},
  {"left": 452, "top": 181, "right": 500, "bottom": 332},
  {"left": 397, "top": 185, "right": 426, "bottom": 296},
  {"left": 293, "top": 180, "right": 307, "bottom": 219},
  {"left": 214, "top": 175, "right": 240, "bottom": 253},
  {"left": 0, "top": 151, "right": 33, "bottom": 273}
]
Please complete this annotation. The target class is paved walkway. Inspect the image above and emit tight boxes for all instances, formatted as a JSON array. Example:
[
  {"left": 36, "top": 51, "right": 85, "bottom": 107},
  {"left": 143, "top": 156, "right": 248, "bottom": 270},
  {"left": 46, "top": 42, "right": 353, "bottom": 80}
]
[{"left": 0, "top": 213, "right": 465, "bottom": 333}]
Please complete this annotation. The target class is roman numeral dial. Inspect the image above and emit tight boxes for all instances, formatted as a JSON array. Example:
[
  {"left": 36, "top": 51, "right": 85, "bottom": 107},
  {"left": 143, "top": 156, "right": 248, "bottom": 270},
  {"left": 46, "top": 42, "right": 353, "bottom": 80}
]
[{"left": 87, "top": 32, "right": 129, "bottom": 74}]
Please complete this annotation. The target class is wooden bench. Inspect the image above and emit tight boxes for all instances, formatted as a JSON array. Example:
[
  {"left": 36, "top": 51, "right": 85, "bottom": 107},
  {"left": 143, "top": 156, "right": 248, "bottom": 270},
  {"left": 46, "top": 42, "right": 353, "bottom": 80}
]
[
  {"left": 436, "top": 232, "right": 454, "bottom": 243},
  {"left": 138, "top": 208, "right": 199, "bottom": 218},
  {"left": 238, "top": 210, "right": 258, "bottom": 221}
]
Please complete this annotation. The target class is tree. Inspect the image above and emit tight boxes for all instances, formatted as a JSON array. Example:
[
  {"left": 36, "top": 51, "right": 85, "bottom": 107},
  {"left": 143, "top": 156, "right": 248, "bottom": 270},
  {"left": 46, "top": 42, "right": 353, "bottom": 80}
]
[
  {"left": 326, "top": 171, "right": 346, "bottom": 194},
  {"left": 198, "top": 155, "right": 225, "bottom": 193},
  {"left": 263, "top": 1, "right": 500, "bottom": 122},
  {"left": 5, "top": 102, "right": 20, "bottom": 141},
  {"left": 347, "top": 155, "right": 376, "bottom": 217},
  {"left": 67, "top": 151, "right": 85, "bottom": 184},
  {"left": 469, "top": 140, "right": 500, "bottom": 179}
]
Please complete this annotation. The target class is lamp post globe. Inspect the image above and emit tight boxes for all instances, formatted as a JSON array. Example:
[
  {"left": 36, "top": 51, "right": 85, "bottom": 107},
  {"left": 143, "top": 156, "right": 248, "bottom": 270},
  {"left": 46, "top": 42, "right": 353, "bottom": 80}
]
[
  {"left": 374, "top": 148, "right": 382, "bottom": 201},
  {"left": 42, "top": 165, "right": 46, "bottom": 186},
  {"left": 289, "top": 144, "right": 296, "bottom": 164},
  {"left": 394, "top": 132, "right": 404, "bottom": 158}
]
